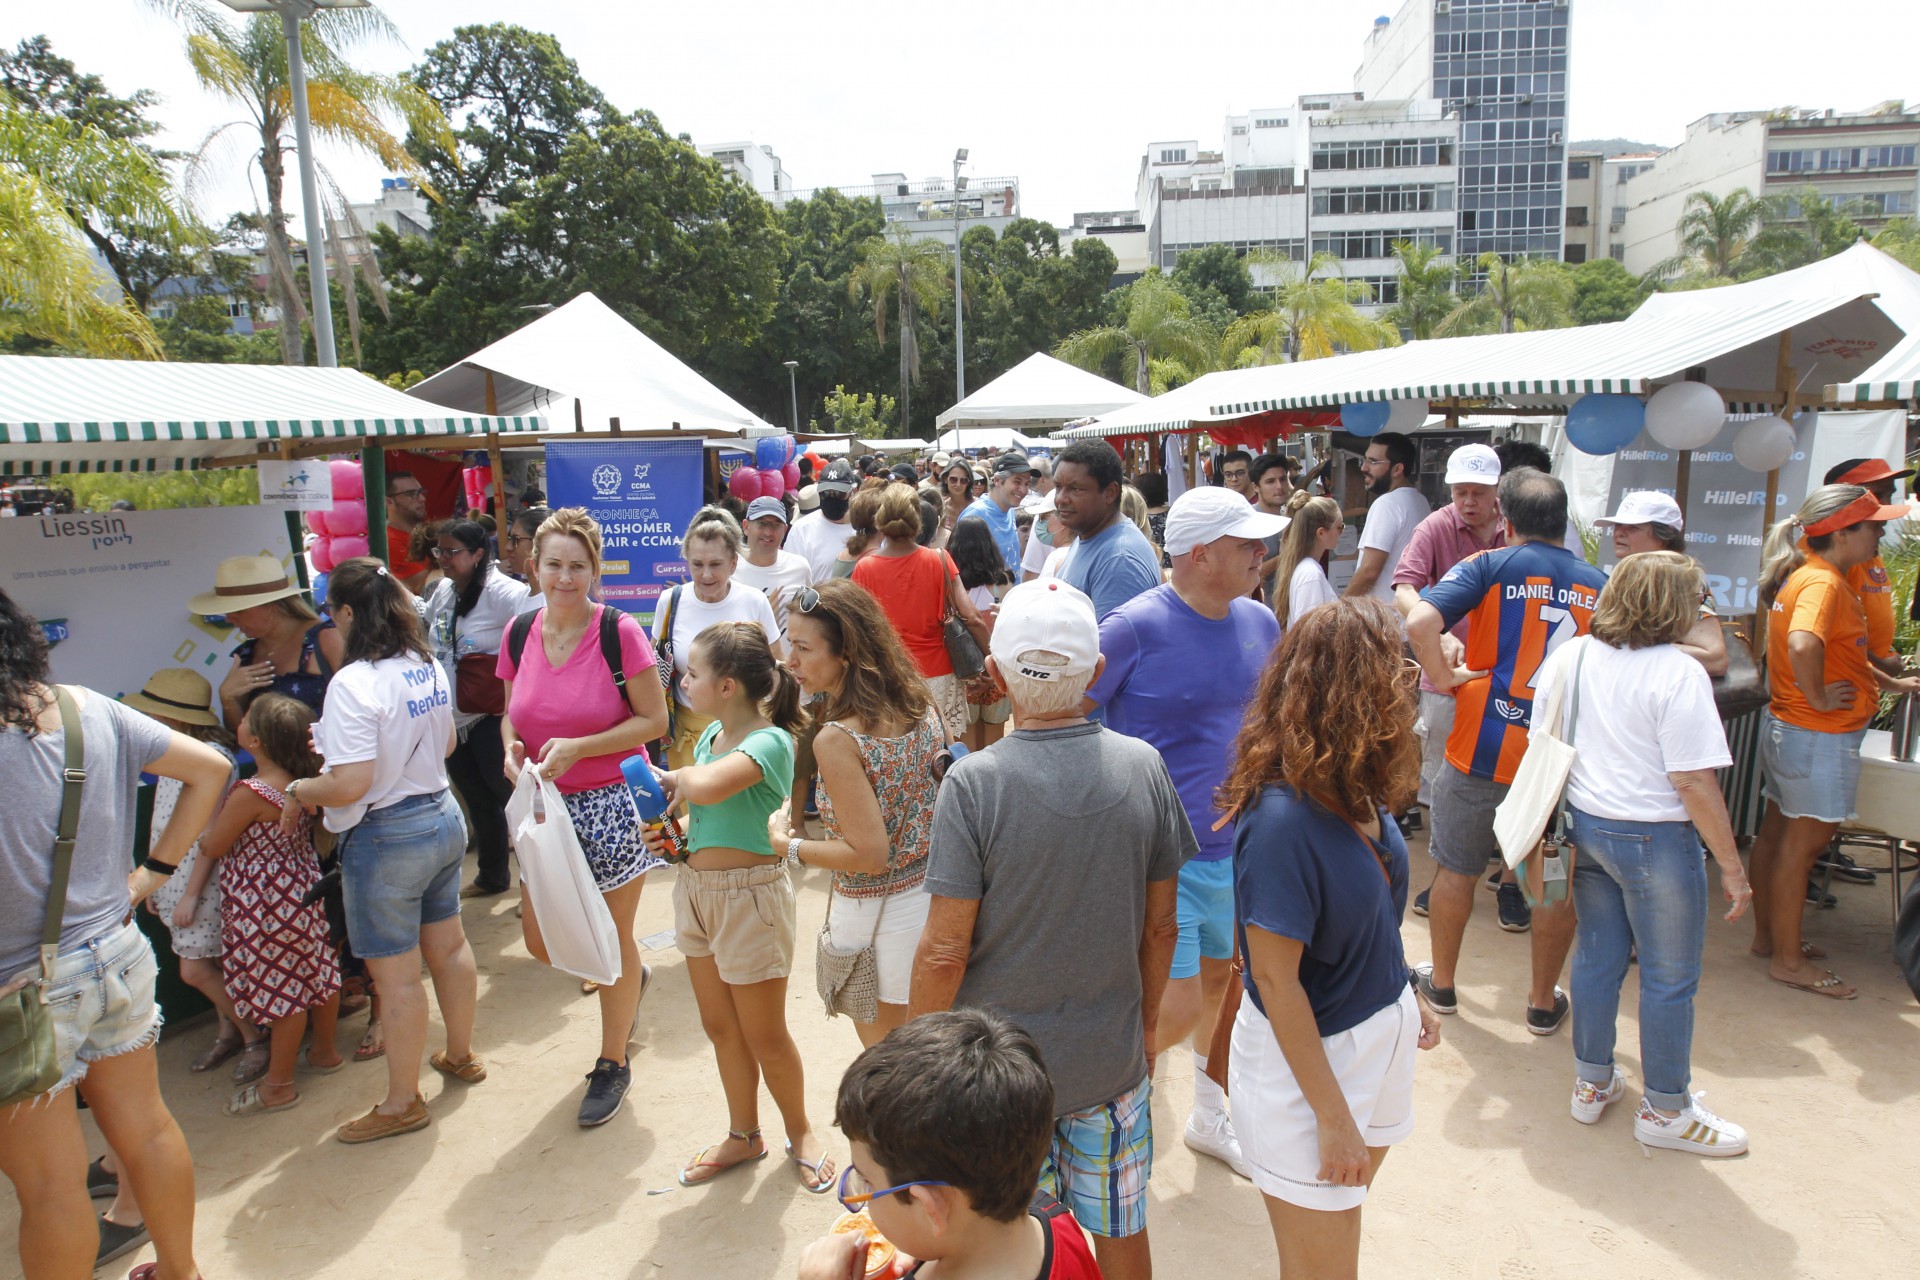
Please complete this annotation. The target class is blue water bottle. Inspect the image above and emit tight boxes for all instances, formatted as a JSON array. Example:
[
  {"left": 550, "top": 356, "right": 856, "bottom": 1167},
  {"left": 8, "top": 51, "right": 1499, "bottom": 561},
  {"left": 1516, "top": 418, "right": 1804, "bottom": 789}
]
[{"left": 619, "top": 754, "right": 688, "bottom": 863}]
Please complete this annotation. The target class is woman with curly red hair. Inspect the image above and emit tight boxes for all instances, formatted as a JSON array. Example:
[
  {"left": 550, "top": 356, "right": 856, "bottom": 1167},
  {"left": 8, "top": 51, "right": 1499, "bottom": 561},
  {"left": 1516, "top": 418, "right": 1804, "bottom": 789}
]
[{"left": 1216, "top": 596, "right": 1441, "bottom": 1279}]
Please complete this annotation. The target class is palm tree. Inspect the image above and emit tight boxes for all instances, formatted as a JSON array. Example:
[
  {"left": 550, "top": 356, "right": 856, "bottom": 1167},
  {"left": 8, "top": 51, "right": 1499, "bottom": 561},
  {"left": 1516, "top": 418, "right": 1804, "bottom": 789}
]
[
  {"left": 1380, "top": 240, "right": 1458, "bottom": 340},
  {"left": 1437, "top": 253, "right": 1575, "bottom": 335},
  {"left": 1648, "top": 188, "right": 1768, "bottom": 284},
  {"left": 1054, "top": 271, "right": 1217, "bottom": 394},
  {"left": 163, "top": 2, "right": 447, "bottom": 365},
  {"left": 847, "top": 225, "right": 950, "bottom": 429},
  {"left": 1221, "top": 251, "right": 1398, "bottom": 364},
  {"left": 0, "top": 92, "right": 173, "bottom": 356}
]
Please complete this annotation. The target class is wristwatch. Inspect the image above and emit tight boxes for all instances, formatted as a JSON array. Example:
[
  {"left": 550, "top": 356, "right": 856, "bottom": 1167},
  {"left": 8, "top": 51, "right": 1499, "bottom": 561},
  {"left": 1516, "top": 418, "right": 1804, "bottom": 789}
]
[{"left": 787, "top": 836, "right": 803, "bottom": 865}]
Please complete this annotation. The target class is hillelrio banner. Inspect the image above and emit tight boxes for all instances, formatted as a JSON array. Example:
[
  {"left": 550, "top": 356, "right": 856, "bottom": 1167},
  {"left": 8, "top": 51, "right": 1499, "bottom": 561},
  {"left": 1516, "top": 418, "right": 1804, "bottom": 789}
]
[{"left": 3, "top": 505, "right": 292, "bottom": 699}]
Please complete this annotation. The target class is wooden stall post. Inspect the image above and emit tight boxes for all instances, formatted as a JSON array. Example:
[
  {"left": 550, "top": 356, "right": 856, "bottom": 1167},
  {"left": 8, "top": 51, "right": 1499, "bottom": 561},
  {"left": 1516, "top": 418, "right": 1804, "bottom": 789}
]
[
  {"left": 482, "top": 371, "right": 510, "bottom": 535},
  {"left": 1754, "top": 333, "right": 1797, "bottom": 653}
]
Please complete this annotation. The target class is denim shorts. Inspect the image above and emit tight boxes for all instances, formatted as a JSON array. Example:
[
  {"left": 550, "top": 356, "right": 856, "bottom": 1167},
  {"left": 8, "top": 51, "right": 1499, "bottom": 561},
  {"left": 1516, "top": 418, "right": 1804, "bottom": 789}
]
[
  {"left": 338, "top": 790, "right": 467, "bottom": 960},
  {"left": 1761, "top": 712, "right": 1866, "bottom": 823},
  {"left": 18, "top": 920, "right": 162, "bottom": 1102},
  {"left": 1039, "top": 1074, "right": 1153, "bottom": 1238},
  {"left": 1172, "top": 857, "right": 1236, "bottom": 980}
]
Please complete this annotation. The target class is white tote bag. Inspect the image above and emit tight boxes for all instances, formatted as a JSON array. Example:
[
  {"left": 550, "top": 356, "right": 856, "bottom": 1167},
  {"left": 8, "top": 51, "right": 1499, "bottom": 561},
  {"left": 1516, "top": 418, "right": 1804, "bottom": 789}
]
[
  {"left": 506, "top": 766, "right": 622, "bottom": 987},
  {"left": 1493, "top": 637, "right": 1590, "bottom": 871}
]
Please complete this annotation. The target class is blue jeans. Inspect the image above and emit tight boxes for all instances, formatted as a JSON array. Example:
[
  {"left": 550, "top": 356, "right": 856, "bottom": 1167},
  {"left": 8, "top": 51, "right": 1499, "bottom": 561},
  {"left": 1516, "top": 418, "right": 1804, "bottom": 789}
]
[
  {"left": 338, "top": 790, "right": 467, "bottom": 960},
  {"left": 1566, "top": 808, "right": 1707, "bottom": 1111}
]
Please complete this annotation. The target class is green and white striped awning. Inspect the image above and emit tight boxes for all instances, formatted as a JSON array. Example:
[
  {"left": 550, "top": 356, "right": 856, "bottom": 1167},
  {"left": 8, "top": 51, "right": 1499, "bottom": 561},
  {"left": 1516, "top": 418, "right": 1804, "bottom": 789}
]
[
  {"left": 0, "top": 356, "right": 544, "bottom": 476},
  {"left": 1826, "top": 329, "right": 1920, "bottom": 404}
]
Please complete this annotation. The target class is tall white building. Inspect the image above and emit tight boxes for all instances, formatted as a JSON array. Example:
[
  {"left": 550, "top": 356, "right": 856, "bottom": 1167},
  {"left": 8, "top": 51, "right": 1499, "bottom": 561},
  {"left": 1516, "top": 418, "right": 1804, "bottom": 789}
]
[{"left": 698, "top": 141, "right": 796, "bottom": 205}]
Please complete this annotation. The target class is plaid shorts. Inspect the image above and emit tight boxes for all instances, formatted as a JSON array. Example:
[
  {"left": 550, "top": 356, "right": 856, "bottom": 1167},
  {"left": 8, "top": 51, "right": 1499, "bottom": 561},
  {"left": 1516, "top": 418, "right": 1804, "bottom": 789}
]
[{"left": 1039, "top": 1074, "right": 1153, "bottom": 1238}]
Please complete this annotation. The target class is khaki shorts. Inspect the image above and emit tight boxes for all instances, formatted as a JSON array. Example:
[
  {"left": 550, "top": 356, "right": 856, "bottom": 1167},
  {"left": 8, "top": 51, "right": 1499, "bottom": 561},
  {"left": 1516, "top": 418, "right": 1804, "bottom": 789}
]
[
  {"left": 674, "top": 862, "right": 796, "bottom": 985},
  {"left": 666, "top": 706, "right": 718, "bottom": 772}
]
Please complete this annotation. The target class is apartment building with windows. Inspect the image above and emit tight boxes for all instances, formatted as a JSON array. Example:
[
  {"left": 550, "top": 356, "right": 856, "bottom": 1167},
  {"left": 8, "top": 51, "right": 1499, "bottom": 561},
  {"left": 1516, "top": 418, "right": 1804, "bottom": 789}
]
[{"left": 697, "top": 141, "right": 796, "bottom": 206}]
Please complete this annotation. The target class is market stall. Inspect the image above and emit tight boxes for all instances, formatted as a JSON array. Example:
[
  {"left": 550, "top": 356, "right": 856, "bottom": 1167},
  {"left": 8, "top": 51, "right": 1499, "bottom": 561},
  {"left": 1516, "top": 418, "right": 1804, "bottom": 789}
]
[{"left": 935, "top": 352, "right": 1145, "bottom": 450}]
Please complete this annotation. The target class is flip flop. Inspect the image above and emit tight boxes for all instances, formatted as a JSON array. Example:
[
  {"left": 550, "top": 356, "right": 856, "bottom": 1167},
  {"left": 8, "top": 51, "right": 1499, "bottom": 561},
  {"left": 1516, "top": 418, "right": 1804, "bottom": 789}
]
[
  {"left": 355, "top": 1021, "right": 386, "bottom": 1062},
  {"left": 226, "top": 1081, "right": 303, "bottom": 1117},
  {"left": 786, "top": 1141, "right": 837, "bottom": 1195},
  {"left": 1769, "top": 969, "right": 1857, "bottom": 1000},
  {"left": 191, "top": 1032, "right": 243, "bottom": 1073},
  {"left": 678, "top": 1130, "right": 768, "bottom": 1187},
  {"left": 628, "top": 964, "right": 654, "bottom": 1044},
  {"left": 230, "top": 1039, "right": 271, "bottom": 1084},
  {"left": 1751, "top": 940, "right": 1828, "bottom": 961}
]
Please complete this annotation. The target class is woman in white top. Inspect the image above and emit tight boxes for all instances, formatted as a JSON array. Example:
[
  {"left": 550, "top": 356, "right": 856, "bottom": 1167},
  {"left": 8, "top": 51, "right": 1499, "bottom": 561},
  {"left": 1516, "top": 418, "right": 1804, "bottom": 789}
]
[
  {"left": 1530, "top": 551, "right": 1752, "bottom": 1158},
  {"left": 1270, "top": 494, "right": 1343, "bottom": 633},
  {"left": 424, "top": 520, "right": 531, "bottom": 897},
  {"left": 651, "top": 507, "right": 780, "bottom": 770},
  {"left": 283, "top": 557, "right": 482, "bottom": 1145}
]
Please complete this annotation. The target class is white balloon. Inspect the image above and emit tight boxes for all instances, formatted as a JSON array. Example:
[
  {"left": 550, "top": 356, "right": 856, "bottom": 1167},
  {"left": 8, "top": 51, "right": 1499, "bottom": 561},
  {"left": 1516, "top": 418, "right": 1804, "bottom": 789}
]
[
  {"left": 1644, "top": 381, "right": 1726, "bottom": 451},
  {"left": 1384, "top": 398, "right": 1430, "bottom": 433},
  {"left": 1732, "top": 415, "right": 1796, "bottom": 472}
]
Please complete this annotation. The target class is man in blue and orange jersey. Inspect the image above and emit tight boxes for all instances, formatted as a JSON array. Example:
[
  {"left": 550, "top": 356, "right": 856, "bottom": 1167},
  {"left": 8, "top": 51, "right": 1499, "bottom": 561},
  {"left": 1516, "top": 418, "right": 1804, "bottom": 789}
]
[{"left": 1405, "top": 467, "right": 1605, "bottom": 1037}]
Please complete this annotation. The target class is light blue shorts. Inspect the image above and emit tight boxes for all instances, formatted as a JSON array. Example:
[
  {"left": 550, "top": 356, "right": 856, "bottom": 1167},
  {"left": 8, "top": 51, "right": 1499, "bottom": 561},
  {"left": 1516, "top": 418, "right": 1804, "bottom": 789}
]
[
  {"left": 1761, "top": 712, "right": 1866, "bottom": 824},
  {"left": 25, "top": 919, "right": 161, "bottom": 1102},
  {"left": 339, "top": 790, "right": 467, "bottom": 959},
  {"left": 1171, "top": 856, "right": 1236, "bottom": 980},
  {"left": 1039, "top": 1074, "right": 1153, "bottom": 1238}
]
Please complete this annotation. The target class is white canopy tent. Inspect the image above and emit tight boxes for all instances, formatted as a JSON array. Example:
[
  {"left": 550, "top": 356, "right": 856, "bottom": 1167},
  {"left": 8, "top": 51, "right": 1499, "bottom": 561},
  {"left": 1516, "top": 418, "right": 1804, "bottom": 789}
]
[
  {"left": 0, "top": 355, "right": 540, "bottom": 476},
  {"left": 1827, "top": 328, "right": 1920, "bottom": 405},
  {"left": 407, "top": 292, "right": 773, "bottom": 436},
  {"left": 933, "top": 426, "right": 1059, "bottom": 454},
  {"left": 935, "top": 352, "right": 1145, "bottom": 436},
  {"left": 1056, "top": 368, "right": 1288, "bottom": 440}
]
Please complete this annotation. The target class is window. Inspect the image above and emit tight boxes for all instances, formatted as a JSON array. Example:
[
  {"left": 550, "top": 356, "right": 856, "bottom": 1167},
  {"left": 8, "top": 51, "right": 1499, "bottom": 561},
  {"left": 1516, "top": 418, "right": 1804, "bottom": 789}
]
[
  {"left": 1310, "top": 137, "right": 1454, "bottom": 171},
  {"left": 1610, "top": 205, "right": 1627, "bottom": 226},
  {"left": 1231, "top": 125, "right": 1248, "bottom": 136},
  {"left": 1769, "top": 144, "right": 1916, "bottom": 174},
  {"left": 1852, "top": 191, "right": 1915, "bottom": 216},
  {"left": 1566, "top": 159, "right": 1591, "bottom": 178},
  {"left": 1566, "top": 206, "right": 1588, "bottom": 227},
  {"left": 1159, "top": 148, "right": 1189, "bottom": 164},
  {"left": 1610, "top": 243, "right": 1625, "bottom": 261},
  {"left": 1310, "top": 228, "right": 1451, "bottom": 259},
  {"left": 1563, "top": 243, "right": 1587, "bottom": 263},
  {"left": 226, "top": 299, "right": 250, "bottom": 319},
  {"left": 1311, "top": 183, "right": 1455, "bottom": 215},
  {"left": 1255, "top": 117, "right": 1286, "bottom": 129}
]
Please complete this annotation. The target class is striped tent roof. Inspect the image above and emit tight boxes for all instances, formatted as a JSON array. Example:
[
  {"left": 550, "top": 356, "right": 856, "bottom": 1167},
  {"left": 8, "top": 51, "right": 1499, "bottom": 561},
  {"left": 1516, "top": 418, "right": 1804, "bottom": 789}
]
[
  {"left": 1826, "top": 328, "right": 1920, "bottom": 404},
  {"left": 0, "top": 356, "right": 542, "bottom": 476}
]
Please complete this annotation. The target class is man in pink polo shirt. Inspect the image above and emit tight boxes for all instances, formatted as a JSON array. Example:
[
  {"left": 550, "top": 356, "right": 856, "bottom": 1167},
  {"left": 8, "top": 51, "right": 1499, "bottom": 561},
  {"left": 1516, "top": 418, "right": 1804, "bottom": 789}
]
[{"left": 1392, "top": 443, "right": 1526, "bottom": 927}]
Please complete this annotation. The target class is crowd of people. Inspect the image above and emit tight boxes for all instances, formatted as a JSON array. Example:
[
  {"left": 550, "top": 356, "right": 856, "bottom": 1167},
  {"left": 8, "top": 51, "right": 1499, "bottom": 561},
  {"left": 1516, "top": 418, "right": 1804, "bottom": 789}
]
[{"left": 2, "top": 431, "right": 1912, "bottom": 1280}]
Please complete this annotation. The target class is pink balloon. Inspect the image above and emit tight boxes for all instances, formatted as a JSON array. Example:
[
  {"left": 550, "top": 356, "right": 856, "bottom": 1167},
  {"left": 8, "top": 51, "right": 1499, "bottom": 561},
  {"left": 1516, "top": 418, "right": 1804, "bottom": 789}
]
[
  {"left": 305, "top": 510, "right": 328, "bottom": 537},
  {"left": 309, "top": 538, "right": 336, "bottom": 573},
  {"left": 781, "top": 460, "right": 801, "bottom": 491},
  {"left": 329, "top": 499, "right": 368, "bottom": 537},
  {"left": 329, "top": 459, "right": 364, "bottom": 501},
  {"left": 331, "top": 535, "right": 370, "bottom": 562},
  {"left": 757, "top": 468, "right": 786, "bottom": 500},
  {"left": 727, "top": 467, "right": 762, "bottom": 501}
]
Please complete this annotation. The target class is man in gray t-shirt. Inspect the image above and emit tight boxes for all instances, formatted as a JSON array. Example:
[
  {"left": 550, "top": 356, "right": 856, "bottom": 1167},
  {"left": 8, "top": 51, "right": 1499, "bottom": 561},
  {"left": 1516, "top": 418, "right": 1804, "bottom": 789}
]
[{"left": 912, "top": 578, "right": 1194, "bottom": 1277}]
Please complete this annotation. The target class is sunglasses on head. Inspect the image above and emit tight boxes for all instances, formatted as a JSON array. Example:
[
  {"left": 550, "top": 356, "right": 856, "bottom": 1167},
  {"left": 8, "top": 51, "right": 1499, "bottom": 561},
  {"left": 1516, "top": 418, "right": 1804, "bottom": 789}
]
[{"left": 795, "top": 586, "right": 821, "bottom": 615}]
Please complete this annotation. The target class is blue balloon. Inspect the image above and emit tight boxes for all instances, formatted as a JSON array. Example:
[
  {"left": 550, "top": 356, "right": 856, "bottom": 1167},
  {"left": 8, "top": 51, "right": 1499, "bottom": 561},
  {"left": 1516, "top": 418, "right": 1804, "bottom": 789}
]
[
  {"left": 1340, "top": 401, "right": 1392, "bottom": 437},
  {"left": 1564, "top": 393, "right": 1646, "bottom": 456},
  {"left": 309, "top": 571, "right": 329, "bottom": 608},
  {"left": 755, "top": 435, "right": 789, "bottom": 469}
]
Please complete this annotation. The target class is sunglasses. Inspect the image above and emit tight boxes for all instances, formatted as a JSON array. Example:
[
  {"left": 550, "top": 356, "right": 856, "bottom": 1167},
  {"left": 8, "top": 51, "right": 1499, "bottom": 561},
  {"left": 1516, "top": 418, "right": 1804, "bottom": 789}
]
[
  {"left": 836, "top": 1164, "right": 950, "bottom": 1213},
  {"left": 795, "top": 586, "right": 822, "bottom": 614}
]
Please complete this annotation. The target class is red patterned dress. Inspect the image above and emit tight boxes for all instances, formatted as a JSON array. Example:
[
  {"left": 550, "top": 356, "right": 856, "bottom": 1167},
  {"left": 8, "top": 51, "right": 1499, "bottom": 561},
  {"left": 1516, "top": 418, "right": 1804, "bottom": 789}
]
[{"left": 219, "top": 779, "right": 340, "bottom": 1024}]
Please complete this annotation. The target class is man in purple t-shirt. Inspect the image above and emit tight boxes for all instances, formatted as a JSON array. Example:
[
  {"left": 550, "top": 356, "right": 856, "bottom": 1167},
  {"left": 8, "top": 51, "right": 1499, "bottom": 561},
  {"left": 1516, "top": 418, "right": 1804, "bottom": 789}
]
[{"left": 1083, "top": 487, "right": 1284, "bottom": 1181}]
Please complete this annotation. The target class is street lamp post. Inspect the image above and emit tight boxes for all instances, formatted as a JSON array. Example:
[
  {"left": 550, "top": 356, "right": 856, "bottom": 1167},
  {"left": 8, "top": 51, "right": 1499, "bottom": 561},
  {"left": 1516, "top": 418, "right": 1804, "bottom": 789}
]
[
  {"left": 952, "top": 148, "right": 968, "bottom": 406},
  {"left": 783, "top": 360, "right": 800, "bottom": 434},
  {"left": 218, "top": 0, "right": 368, "bottom": 369}
]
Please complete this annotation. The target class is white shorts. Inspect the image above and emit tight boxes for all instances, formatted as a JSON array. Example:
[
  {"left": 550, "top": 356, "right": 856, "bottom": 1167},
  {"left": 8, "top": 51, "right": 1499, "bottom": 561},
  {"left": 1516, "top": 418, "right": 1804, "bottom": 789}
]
[
  {"left": 825, "top": 879, "right": 933, "bottom": 1006},
  {"left": 1229, "top": 985, "right": 1420, "bottom": 1211}
]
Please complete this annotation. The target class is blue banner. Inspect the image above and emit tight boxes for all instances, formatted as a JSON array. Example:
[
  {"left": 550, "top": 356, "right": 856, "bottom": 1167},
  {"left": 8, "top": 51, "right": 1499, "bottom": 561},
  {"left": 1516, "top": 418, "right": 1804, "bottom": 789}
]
[{"left": 544, "top": 439, "right": 704, "bottom": 623}]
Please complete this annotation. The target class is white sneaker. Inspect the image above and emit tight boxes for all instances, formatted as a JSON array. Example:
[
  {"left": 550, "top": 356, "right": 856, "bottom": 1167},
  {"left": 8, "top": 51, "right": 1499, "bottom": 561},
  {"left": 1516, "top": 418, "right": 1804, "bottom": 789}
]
[
  {"left": 1183, "top": 1109, "right": 1252, "bottom": 1179},
  {"left": 1570, "top": 1068, "right": 1625, "bottom": 1125},
  {"left": 1633, "top": 1094, "right": 1749, "bottom": 1157}
]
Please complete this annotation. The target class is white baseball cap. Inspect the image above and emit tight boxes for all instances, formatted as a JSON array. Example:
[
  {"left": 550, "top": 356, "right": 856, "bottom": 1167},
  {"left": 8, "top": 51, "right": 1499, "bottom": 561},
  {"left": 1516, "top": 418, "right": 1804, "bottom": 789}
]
[
  {"left": 1595, "top": 490, "right": 1684, "bottom": 530},
  {"left": 1020, "top": 490, "right": 1057, "bottom": 515},
  {"left": 1163, "top": 486, "right": 1289, "bottom": 557},
  {"left": 990, "top": 579, "right": 1099, "bottom": 683},
  {"left": 1443, "top": 443, "right": 1502, "bottom": 487}
]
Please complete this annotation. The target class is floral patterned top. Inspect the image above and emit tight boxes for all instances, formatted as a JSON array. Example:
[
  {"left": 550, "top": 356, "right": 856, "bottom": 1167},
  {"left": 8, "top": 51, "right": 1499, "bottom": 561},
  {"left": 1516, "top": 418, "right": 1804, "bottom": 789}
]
[{"left": 816, "top": 710, "right": 943, "bottom": 900}]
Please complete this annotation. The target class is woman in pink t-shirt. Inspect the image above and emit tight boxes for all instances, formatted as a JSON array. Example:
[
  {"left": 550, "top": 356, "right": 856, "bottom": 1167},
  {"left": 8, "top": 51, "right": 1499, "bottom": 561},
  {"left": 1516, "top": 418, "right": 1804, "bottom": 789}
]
[{"left": 497, "top": 509, "right": 671, "bottom": 1127}]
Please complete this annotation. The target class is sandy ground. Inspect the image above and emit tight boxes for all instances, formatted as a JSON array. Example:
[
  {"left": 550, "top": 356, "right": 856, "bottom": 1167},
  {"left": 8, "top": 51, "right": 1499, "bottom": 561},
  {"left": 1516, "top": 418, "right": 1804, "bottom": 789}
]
[{"left": 7, "top": 828, "right": 1920, "bottom": 1280}]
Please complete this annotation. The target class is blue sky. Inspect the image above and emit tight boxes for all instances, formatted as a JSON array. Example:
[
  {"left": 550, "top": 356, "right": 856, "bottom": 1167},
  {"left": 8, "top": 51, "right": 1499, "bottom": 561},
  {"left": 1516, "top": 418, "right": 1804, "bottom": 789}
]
[{"left": 13, "top": 1, "right": 1915, "bottom": 228}]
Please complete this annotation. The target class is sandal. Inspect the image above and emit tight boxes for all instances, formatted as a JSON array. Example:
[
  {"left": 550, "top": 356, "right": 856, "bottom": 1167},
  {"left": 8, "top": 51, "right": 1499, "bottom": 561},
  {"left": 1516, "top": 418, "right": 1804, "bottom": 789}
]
[
  {"left": 582, "top": 979, "right": 601, "bottom": 995},
  {"left": 1769, "top": 969, "right": 1858, "bottom": 1000},
  {"left": 786, "top": 1140, "right": 837, "bottom": 1194},
  {"left": 86, "top": 1156, "right": 117, "bottom": 1200},
  {"left": 226, "top": 1079, "right": 302, "bottom": 1117},
  {"left": 628, "top": 964, "right": 654, "bottom": 1045},
  {"left": 191, "top": 1030, "right": 243, "bottom": 1073},
  {"left": 354, "top": 1021, "right": 386, "bottom": 1062},
  {"left": 230, "top": 1038, "right": 271, "bottom": 1084},
  {"left": 679, "top": 1127, "right": 768, "bottom": 1187},
  {"left": 1750, "top": 940, "right": 1828, "bottom": 961},
  {"left": 430, "top": 1050, "right": 488, "bottom": 1084}
]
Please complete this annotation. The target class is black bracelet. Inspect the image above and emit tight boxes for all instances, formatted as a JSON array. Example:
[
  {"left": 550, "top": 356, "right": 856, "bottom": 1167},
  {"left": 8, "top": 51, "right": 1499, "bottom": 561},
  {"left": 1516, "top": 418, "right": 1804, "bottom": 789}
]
[{"left": 142, "top": 858, "right": 179, "bottom": 877}]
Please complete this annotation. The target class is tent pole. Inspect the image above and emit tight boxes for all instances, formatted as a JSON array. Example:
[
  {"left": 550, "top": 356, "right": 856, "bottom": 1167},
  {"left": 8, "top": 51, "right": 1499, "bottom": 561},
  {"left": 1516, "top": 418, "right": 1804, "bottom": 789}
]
[
  {"left": 1755, "top": 333, "right": 1795, "bottom": 651},
  {"left": 483, "top": 372, "right": 509, "bottom": 535},
  {"left": 277, "top": 441, "right": 312, "bottom": 600},
  {"left": 363, "top": 445, "right": 388, "bottom": 565}
]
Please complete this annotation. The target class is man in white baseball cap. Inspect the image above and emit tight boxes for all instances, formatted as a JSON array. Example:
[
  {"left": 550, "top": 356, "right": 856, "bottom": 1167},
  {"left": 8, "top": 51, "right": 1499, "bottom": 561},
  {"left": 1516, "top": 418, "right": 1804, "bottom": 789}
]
[
  {"left": 1081, "top": 484, "right": 1284, "bottom": 1179},
  {"left": 913, "top": 577, "right": 1197, "bottom": 1278},
  {"left": 733, "top": 494, "right": 812, "bottom": 640}
]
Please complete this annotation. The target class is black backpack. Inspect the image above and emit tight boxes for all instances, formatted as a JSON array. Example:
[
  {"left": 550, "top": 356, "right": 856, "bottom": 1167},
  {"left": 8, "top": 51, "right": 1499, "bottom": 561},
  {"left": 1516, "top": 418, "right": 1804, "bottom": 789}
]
[{"left": 505, "top": 605, "right": 628, "bottom": 702}]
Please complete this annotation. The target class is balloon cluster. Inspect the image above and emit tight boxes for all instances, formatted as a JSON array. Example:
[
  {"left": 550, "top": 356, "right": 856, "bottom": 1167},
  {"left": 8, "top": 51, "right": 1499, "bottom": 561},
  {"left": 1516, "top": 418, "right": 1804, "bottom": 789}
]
[
  {"left": 462, "top": 463, "right": 494, "bottom": 514},
  {"left": 303, "top": 460, "right": 370, "bottom": 599},
  {"left": 726, "top": 434, "right": 802, "bottom": 502}
]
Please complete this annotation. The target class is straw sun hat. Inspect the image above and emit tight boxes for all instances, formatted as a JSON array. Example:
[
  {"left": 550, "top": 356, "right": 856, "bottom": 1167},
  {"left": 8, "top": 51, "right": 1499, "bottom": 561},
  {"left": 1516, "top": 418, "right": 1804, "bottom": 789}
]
[
  {"left": 121, "top": 669, "right": 220, "bottom": 728},
  {"left": 186, "top": 554, "right": 306, "bottom": 616}
]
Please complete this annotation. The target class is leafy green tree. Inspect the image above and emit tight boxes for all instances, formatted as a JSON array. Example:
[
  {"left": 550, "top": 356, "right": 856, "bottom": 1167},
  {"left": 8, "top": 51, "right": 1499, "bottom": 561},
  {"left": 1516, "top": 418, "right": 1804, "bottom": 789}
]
[
  {"left": 1380, "top": 240, "right": 1458, "bottom": 340},
  {"left": 1055, "top": 271, "right": 1217, "bottom": 394},
  {"left": 849, "top": 225, "right": 951, "bottom": 431},
  {"left": 1223, "top": 252, "right": 1398, "bottom": 363},
  {"left": 962, "top": 219, "right": 1117, "bottom": 385},
  {"left": 1874, "top": 216, "right": 1920, "bottom": 271},
  {"left": 166, "top": 2, "right": 449, "bottom": 365},
  {"left": 809, "top": 386, "right": 899, "bottom": 437},
  {"left": 69, "top": 471, "right": 258, "bottom": 510},
  {"left": 1569, "top": 257, "right": 1648, "bottom": 325},
  {"left": 1438, "top": 253, "right": 1574, "bottom": 335},
  {"left": 0, "top": 36, "right": 202, "bottom": 311},
  {"left": 1742, "top": 183, "right": 1864, "bottom": 277},
  {"left": 1649, "top": 188, "right": 1768, "bottom": 283},
  {"left": 1171, "top": 243, "right": 1258, "bottom": 323}
]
